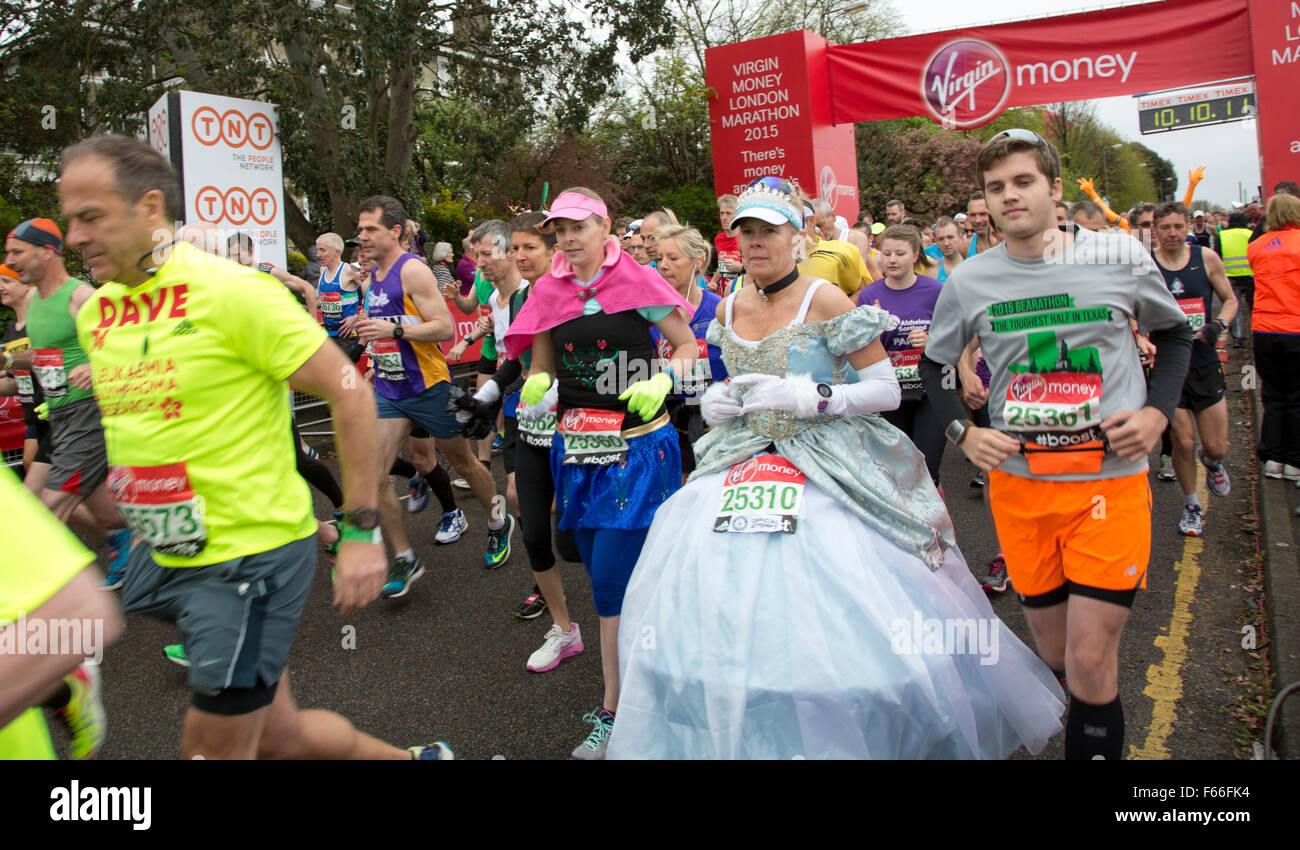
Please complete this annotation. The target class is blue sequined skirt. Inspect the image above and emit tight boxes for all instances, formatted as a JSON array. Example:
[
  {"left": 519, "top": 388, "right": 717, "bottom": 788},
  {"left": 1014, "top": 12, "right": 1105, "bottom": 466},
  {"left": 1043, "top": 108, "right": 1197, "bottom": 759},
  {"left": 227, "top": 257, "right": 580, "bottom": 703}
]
[{"left": 550, "top": 421, "right": 681, "bottom": 531}]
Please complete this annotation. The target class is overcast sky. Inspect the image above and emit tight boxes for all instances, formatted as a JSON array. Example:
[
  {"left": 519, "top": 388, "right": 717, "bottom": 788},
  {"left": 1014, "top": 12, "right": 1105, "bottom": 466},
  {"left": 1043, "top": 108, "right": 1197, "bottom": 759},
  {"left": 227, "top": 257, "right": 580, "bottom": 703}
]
[{"left": 895, "top": 0, "right": 1262, "bottom": 206}]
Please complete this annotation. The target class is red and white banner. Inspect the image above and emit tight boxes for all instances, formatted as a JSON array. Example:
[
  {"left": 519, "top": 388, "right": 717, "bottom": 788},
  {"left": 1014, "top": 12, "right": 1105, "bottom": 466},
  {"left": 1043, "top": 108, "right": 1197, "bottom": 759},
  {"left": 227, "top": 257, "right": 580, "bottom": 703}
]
[
  {"left": 825, "top": 0, "right": 1253, "bottom": 129},
  {"left": 1247, "top": 0, "right": 1300, "bottom": 198},
  {"left": 0, "top": 396, "right": 24, "bottom": 453}
]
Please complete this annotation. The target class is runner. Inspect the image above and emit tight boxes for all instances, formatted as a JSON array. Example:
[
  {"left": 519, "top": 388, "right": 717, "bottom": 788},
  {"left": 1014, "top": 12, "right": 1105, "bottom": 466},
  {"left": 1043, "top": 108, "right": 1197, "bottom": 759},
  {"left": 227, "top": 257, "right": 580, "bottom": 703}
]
[
  {"left": 808, "top": 199, "right": 881, "bottom": 282},
  {"left": 799, "top": 209, "right": 873, "bottom": 298},
  {"left": 0, "top": 468, "right": 121, "bottom": 759},
  {"left": 60, "top": 134, "right": 450, "bottom": 759},
  {"left": 921, "top": 129, "right": 1194, "bottom": 760},
  {"left": 315, "top": 231, "right": 365, "bottom": 362},
  {"left": 639, "top": 209, "right": 677, "bottom": 266},
  {"left": 1218, "top": 212, "right": 1256, "bottom": 349},
  {"left": 650, "top": 223, "right": 728, "bottom": 481},
  {"left": 4, "top": 218, "right": 132, "bottom": 588},
  {"left": 228, "top": 231, "right": 318, "bottom": 318},
  {"left": 930, "top": 216, "right": 964, "bottom": 283},
  {"left": 607, "top": 174, "right": 1064, "bottom": 759},
  {"left": 885, "top": 199, "right": 906, "bottom": 224},
  {"left": 710, "top": 195, "right": 743, "bottom": 296},
  {"left": 503, "top": 187, "right": 697, "bottom": 758},
  {"left": 1, "top": 263, "right": 49, "bottom": 478},
  {"left": 1248, "top": 192, "right": 1300, "bottom": 481},
  {"left": 963, "top": 192, "right": 999, "bottom": 256},
  {"left": 355, "top": 195, "right": 511, "bottom": 593},
  {"left": 1152, "top": 202, "right": 1237, "bottom": 536},
  {"left": 444, "top": 254, "right": 504, "bottom": 471},
  {"left": 857, "top": 224, "right": 946, "bottom": 490},
  {"left": 1070, "top": 201, "right": 1108, "bottom": 232}
]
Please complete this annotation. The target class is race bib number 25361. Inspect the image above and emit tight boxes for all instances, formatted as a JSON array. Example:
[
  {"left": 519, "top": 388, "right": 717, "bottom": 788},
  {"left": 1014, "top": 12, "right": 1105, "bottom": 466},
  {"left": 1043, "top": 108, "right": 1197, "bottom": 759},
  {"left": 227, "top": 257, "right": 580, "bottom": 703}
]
[{"left": 713, "top": 454, "right": 804, "bottom": 534}]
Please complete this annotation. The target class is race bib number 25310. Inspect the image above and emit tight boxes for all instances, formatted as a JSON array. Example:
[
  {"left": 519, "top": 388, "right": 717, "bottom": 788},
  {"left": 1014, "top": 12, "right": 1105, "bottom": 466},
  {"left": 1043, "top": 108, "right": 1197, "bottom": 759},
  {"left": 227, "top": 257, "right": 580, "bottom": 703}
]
[{"left": 713, "top": 454, "right": 804, "bottom": 534}]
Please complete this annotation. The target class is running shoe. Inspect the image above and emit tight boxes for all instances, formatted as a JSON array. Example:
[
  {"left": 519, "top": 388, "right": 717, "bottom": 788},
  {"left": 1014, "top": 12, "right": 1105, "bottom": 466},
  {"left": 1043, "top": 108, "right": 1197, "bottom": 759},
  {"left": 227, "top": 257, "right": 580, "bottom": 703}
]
[
  {"left": 1199, "top": 451, "right": 1231, "bottom": 497},
  {"left": 163, "top": 643, "right": 190, "bottom": 667},
  {"left": 1263, "top": 460, "right": 1284, "bottom": 479},
  {"left": 1157, "top": 455, "right": 1176, "bottom": 481},
  {"left": 408, "top": 742, "right": 455, "bottom": 760},
  {"left": 491, "top": 435, "right": 505, "bottom": 454},
  {"left": 515, "top": 589, "right": 547, "bottom": 620},
  {"left": 484, "top": 514, "right": 515, "bottom": 569},
  {"left": 435, "top": 508, "right": 468, "bottom": 544},
  {"left": 1178, "top": 504, "right": 1204, "bottom": 537},
  {"left": 1285, "top": 464, "right": 1300, "bottom": 482},
  {"left": 407, "top": 475, "right": 430, "bottom": 514},
  {"left": 56, "top": 664, "right": 106, "bottom": 760},
  {"left": 527, "top": 622, "right": 584, "bottom": 672},
  {"left": 382, "top": 555, "right": 426, "bottom": 598},
  {"left": 569, "top": 708, "right": 614, "bottom": 760},
  {"left": 981, "top": 554, "right": 1009, "bottom": 593},
  {"left": 451, "top": 476, "right": 471, "bottom": 490},
  {"left": 99, "top": 528, "right": 132, "bottom": 590},
  {"left": 969, "top": 470, "right": 984, "bottom": 488}
]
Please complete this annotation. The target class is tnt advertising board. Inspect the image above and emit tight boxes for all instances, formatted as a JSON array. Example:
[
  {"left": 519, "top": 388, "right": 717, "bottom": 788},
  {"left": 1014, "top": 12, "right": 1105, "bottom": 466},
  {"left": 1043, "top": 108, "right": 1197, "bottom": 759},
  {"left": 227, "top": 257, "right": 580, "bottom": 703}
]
[{"left": 148, "top": 91, "right": 287, "bottom": 270}]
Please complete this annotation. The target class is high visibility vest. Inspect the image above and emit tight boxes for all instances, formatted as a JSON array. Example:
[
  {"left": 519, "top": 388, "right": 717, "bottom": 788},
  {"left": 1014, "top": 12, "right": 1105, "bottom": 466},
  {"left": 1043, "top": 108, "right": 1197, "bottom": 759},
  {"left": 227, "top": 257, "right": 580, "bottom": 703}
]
[{"left": 1219, "top": 228, "right": 1254, "bottom": 277}]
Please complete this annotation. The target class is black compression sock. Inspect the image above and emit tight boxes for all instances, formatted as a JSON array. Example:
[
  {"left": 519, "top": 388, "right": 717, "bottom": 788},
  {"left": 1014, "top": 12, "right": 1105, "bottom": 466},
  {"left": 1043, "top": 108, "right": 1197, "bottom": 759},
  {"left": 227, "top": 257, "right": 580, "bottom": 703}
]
[
  {"left": 1065, "top": 693, "right": 1124, "bottom": 760},
  {"left": 480, "top": 458, "right": 491, "bottom": 471},
  {"left": 42, "top": 681, "right": 72, "bottom": 712},
  {"left": 424, "top": 465, "right": 456, "bottom": 513},
  {"left": 390, "top": 457, "right": 417, "bottom": 479}
]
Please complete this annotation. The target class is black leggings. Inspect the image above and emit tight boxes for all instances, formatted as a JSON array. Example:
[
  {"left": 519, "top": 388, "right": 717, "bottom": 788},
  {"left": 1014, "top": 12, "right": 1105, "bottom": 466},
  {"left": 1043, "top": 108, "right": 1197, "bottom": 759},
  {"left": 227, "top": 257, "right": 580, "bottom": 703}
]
[
  {"left": 293, "top": 421, "right": 343, "bottom": 509},
  {"left": 390, "top": 456, "right": 456, "bottom": 513},
  {"left": 513, "top": 436, "right": 579, "bottom": 572},
  {"left": 883, "top": 396, "right": 946, "bottom": 485}
]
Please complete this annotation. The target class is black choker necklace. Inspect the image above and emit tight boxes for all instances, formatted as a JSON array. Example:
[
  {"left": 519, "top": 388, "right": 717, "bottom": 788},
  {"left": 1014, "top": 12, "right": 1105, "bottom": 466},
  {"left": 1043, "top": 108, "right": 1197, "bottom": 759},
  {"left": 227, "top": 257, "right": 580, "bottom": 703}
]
[{"left": 756, "top": 267, "right": 799, "bottom": 303}]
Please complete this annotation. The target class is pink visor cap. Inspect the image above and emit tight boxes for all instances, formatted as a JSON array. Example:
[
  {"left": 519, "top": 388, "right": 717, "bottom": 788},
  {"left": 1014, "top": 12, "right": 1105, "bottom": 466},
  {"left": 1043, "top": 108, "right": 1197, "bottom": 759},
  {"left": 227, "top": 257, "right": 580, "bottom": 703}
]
[{"left": 541, "top": 192, "right": 608, "bottom": 227}]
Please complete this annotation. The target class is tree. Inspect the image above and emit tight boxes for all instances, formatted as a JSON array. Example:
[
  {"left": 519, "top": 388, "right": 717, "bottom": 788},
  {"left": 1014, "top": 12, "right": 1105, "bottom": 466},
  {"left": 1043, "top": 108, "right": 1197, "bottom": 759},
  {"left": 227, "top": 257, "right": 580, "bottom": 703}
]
[{"left": 856, "top": 120, "right": 983, "bottom": 222}]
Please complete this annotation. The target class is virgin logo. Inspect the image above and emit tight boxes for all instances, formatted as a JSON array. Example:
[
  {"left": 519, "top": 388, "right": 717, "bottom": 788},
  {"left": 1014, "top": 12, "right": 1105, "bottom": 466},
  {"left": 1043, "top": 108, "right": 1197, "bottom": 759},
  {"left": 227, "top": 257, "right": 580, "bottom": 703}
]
[
  {"left": 1009, "top": 373, "right": 1046, "bottom": 403},
  {"left": 727, "top": 459, "right": 758, "bottom": 486},
  {"left": 921, "top": 39, "right": 1010, "bottom": 129},
  {"left": 819, "top": 166, "right": 837, "bottom": 205},
  {"left": 562, "top": 409, "right": 586, "bottom": 432}
]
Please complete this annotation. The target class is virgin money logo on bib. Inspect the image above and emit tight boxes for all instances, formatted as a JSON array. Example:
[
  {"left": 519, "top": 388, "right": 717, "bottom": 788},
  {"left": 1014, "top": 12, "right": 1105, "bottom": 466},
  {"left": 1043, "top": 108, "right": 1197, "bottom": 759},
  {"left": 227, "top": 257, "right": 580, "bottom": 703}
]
[
  {"left": 561, "top": 409, "right": 586, "bottom": 432},
  {"left": 727, "top": 458, "right": 759, "bottom": 486},
  {"left": 1009, "top": 373, "right": 1047, "bottom": 403},
  {"left": 922, "top": 39, "right": 1009, "bottom": 129}
]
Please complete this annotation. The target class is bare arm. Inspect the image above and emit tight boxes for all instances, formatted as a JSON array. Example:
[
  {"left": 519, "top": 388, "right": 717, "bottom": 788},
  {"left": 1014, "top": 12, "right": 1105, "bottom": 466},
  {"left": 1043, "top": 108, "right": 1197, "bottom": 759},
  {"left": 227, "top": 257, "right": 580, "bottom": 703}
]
[
  {"left": 651, "top": 309, "right": 698, "bottom": 381},
  {"left": 1202, "top": 249, "right": 1238, "bottom": 331},
  {"left": 529, "top": 330, "right": 555, "bottom": 378},
  {"left": 807, "top": 282, "right": 887, "bottom": 369},
  {"left": 0, "top": 568, "right": 123, "bottom": 729}
]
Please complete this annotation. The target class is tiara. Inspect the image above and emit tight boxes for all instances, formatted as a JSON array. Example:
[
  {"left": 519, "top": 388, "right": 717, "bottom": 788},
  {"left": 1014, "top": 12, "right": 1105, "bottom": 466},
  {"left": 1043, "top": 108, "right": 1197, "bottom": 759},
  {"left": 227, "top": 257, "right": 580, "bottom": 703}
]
[{"left": 735, "top": 176, "right": 803, "bottom": 226}]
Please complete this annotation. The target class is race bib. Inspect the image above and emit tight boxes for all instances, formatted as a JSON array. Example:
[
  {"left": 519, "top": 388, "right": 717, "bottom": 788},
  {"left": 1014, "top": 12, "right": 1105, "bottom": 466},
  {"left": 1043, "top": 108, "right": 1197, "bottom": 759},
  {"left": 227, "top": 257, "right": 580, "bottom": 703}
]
[
  {"left": 31, "top": 349, "right": 67, "bottom": 398},
  {"left": 1004, "top": 372, "right": 1103, "bottom": 435},
  {"left": 889, "top": 348, "right": 923, "bottom": 388},
  {"left": 1177, "top": 298, "right": 1206, "bottom": 331},
  {"left": 519, "top": 409, "right": 557, "bottom": 449},
  {"left": 657, "top": 338, "right": 711, "bottom": 395},
  {"left": 320, "top": 292, "right": 344, "bottom": 320},
  {"left": 107, "top": 463, "right": 207, "bottom": 558},
  {"left": 370, "top": 338, "right": 406, "bottom": 383},
  {"left": 559, "top": 408, "right": 628, "bottom": 465},
  {"left": 713, "top": 454, "right": 804, "bottom": 535},
  {"left": 13, "top": 370, "right": 35, "bottom": 405}
]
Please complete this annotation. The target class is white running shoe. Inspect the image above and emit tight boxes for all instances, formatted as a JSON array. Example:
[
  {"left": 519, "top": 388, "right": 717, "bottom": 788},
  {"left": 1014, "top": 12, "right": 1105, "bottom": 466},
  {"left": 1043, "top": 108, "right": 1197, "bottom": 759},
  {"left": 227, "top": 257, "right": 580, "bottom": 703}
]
[
  {"left": 451, "top": 476, "right": 471, "bottom": 490},
  {"left": 527, "top": 622, "right": 584, "bottom": 673},
  {"left": 1263, "top": 460, "right": 1284, "bottom": 479},
  {"left": 434, "top": 508, "right": 468, "bottom": 544},
  {"left": 1285, "top": 464, "right": 1300, "bottom": 482},
  {"left": 1199, "top": 451, "right": 1230, "bottom": 497}
]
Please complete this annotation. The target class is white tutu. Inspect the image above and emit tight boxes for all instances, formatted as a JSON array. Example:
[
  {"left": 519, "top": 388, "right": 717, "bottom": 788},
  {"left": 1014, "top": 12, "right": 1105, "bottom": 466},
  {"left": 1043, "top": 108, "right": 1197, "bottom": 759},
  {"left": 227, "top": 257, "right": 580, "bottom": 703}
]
[{"left": 608, "top": 468, "right": 1066, "bottom": 760}]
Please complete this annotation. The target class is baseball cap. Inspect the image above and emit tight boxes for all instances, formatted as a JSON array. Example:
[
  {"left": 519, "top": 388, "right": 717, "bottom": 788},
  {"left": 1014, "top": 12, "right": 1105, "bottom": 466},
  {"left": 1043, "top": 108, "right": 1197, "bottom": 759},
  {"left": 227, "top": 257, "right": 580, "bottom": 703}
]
[
  {"left": 954, "top": 212, "right": 968, "bottom": 221},
  {"left": 541, "top": 192, "right": 608, "bottom": 228},
  {"left": 730, "top": 176, "right": 803, "bottom": 232},
  {"left": 1192, "top": 210, "right": 1205, "bottom": 218},
  {"left": 870, "top": 222, "right": 886, "bottom": 235},
  {"left": 7, "top": 218, "right": 63, "bottom": 253},
  {"left": 0, "top": 264, "right": 18, "bottom": 280}
]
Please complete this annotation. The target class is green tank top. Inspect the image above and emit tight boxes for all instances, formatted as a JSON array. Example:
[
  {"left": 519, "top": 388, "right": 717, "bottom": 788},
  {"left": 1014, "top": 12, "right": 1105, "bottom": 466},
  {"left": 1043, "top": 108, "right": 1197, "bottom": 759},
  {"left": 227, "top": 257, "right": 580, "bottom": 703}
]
[{"left": 25, "top": 278, "right": 94, "bottom": 409}]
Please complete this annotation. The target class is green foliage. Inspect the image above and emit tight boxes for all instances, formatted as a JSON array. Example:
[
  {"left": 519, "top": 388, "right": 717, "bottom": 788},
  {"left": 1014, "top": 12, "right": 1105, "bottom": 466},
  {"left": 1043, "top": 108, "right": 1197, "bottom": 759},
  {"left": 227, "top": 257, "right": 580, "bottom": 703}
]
[
  {"left": 418, "top": 187, "right": 495, "bottom": 252},
  {"left": 651, "top": 184, "right": 723, "bottom": 240},
  {"left": 856, "top": 121, "right": 984, "bottom": 221},
  {"left": 286, "top": 251, "right": 307, "bottom": 277}
]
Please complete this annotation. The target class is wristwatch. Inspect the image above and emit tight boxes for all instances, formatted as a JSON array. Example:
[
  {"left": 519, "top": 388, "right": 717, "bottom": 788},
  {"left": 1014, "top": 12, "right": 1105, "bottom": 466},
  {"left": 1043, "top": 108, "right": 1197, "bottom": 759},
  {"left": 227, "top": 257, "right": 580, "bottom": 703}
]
[
  {"left": 393, "top": 324, "right": 405, "bottom": 339},
  {"left": 340, "top": 506, "right": 382, "bottom": 544},
  {"left": 944, "top": 418, "right": 975, "bottom": 446},
  {"left": 815, "top": 382, "right": 833, "bottom": 414},
  {"left": 1214, "top": 319, "right": 1228, "bottom": 331}
]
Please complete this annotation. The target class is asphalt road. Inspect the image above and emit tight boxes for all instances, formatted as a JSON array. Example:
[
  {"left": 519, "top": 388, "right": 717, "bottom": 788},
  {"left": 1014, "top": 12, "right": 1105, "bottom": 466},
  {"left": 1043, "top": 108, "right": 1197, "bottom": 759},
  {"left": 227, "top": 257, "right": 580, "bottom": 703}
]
[{"left": 63, "top": 349, "right": 1262, "bottom": 760}]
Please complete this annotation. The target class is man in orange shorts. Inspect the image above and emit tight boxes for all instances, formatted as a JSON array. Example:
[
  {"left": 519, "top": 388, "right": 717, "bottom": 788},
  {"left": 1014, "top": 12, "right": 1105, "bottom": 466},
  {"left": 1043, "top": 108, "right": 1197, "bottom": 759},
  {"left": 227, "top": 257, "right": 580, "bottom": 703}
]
[{"left": 920, "top": 130, "right": 1194, "bottom": 759}]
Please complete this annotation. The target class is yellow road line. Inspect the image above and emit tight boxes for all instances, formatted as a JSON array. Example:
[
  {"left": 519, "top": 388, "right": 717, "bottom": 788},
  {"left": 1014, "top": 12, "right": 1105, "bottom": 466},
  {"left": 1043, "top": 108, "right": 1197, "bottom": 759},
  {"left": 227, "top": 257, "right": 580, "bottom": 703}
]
[{"left": 1130, "top": 476, "right": 1210, "bottom": 760}]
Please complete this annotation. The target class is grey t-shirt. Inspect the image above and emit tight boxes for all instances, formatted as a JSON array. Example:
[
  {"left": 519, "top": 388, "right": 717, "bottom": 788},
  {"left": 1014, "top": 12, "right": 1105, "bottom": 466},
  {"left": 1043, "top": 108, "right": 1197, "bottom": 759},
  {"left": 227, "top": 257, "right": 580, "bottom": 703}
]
[{"left": 925, "top": 227, "right": 1187, "bottom": 481}]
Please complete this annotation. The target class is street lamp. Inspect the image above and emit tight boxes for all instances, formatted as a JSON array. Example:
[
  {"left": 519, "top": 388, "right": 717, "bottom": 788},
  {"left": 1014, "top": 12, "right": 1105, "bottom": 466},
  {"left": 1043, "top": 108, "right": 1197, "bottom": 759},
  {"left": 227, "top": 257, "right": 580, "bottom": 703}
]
[{"left": 1101, "top": 143, "right": 1124, "bottom": 200}]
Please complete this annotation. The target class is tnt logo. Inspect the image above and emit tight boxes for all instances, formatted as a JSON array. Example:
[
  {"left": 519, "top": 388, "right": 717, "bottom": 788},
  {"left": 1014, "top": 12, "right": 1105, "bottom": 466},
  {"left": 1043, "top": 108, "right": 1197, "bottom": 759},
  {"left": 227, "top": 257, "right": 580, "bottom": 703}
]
[
  {"left": 191, "top": 106, "right": 275, "bottom": 149},
  {"left": 922, "top": 39, "right": 1010, "bottom": 129},
  {"left": 1008, "top": 373, "right": 1047, "bottom": 403},
  {"left": 194, "top": 186, "right": 278, "bottom": 226}
]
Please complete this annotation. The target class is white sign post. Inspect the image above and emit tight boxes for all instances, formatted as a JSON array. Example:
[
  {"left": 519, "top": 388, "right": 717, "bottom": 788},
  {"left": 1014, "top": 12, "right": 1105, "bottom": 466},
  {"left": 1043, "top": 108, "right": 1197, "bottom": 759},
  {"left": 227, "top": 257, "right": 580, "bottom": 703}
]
[{"left": 148, "top": 91, "right": 287, "bottom": 270}]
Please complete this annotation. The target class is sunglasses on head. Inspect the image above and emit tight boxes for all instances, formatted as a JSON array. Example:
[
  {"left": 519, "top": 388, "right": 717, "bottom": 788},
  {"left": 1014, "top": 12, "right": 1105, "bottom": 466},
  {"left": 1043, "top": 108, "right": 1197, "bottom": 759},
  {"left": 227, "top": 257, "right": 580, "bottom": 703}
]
[
  {"left": 991, "top": 128, "right": 1049, "bottom": 147},
  {"left": 747, "top": 175, "right": 797, "bottom": 197}
]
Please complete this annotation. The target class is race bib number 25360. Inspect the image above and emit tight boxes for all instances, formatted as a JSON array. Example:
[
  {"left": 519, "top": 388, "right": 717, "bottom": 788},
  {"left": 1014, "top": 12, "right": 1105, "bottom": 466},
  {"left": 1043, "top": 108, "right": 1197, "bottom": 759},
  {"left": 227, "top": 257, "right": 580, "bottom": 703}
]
[{"left": 713, "top": 454, "right": 804, "bottom": 534}]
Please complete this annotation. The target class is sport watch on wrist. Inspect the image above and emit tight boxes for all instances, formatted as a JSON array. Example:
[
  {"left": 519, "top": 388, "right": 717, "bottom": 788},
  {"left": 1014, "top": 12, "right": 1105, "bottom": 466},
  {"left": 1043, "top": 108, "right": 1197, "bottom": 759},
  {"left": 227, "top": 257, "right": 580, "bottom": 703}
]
[
  {"left": 944, "top": 418, "right": 975, "bottom": 446},
  {"left": 393, "top": 324, "right": 404, "bottom": 339},
  {"left": 1215, "top": 319, "right": 1228, "bottom": 330},
  {"left": 339, "top": 506, "right": 382, "bottom": 544},
  {"left": 815, "top": 382, "right": 833, "bottom": 414}
]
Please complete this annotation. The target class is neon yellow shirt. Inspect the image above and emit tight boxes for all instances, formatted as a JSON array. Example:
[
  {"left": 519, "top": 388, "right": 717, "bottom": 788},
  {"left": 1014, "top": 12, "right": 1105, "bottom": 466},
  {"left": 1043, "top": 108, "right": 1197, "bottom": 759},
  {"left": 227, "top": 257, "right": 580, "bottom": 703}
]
[
  {"left": 0, "top": 467, "right": 93, "bottom": 759},
  {"left": 76, "top": 241, "right": 326, "bottom": 567},
  {"left": 800, "top": 239, "right": 870, "bottom": 297}
]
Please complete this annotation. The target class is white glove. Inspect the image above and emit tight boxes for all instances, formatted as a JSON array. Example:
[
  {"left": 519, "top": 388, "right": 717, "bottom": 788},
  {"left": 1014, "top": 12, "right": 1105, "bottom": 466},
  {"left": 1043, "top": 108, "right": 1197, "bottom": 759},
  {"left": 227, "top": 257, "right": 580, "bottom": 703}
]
[
  {"left": 517, "top": 378, "right": 558, "bottom": 422},
  {"left": 732, "top": 373, "right": 824, "bottom": 418},
  {"left": 701, "top": 380, "right": 743, "bottom": 426},
  {"left": 474, "top": 378, "right": 501, "bottom": 405}
]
